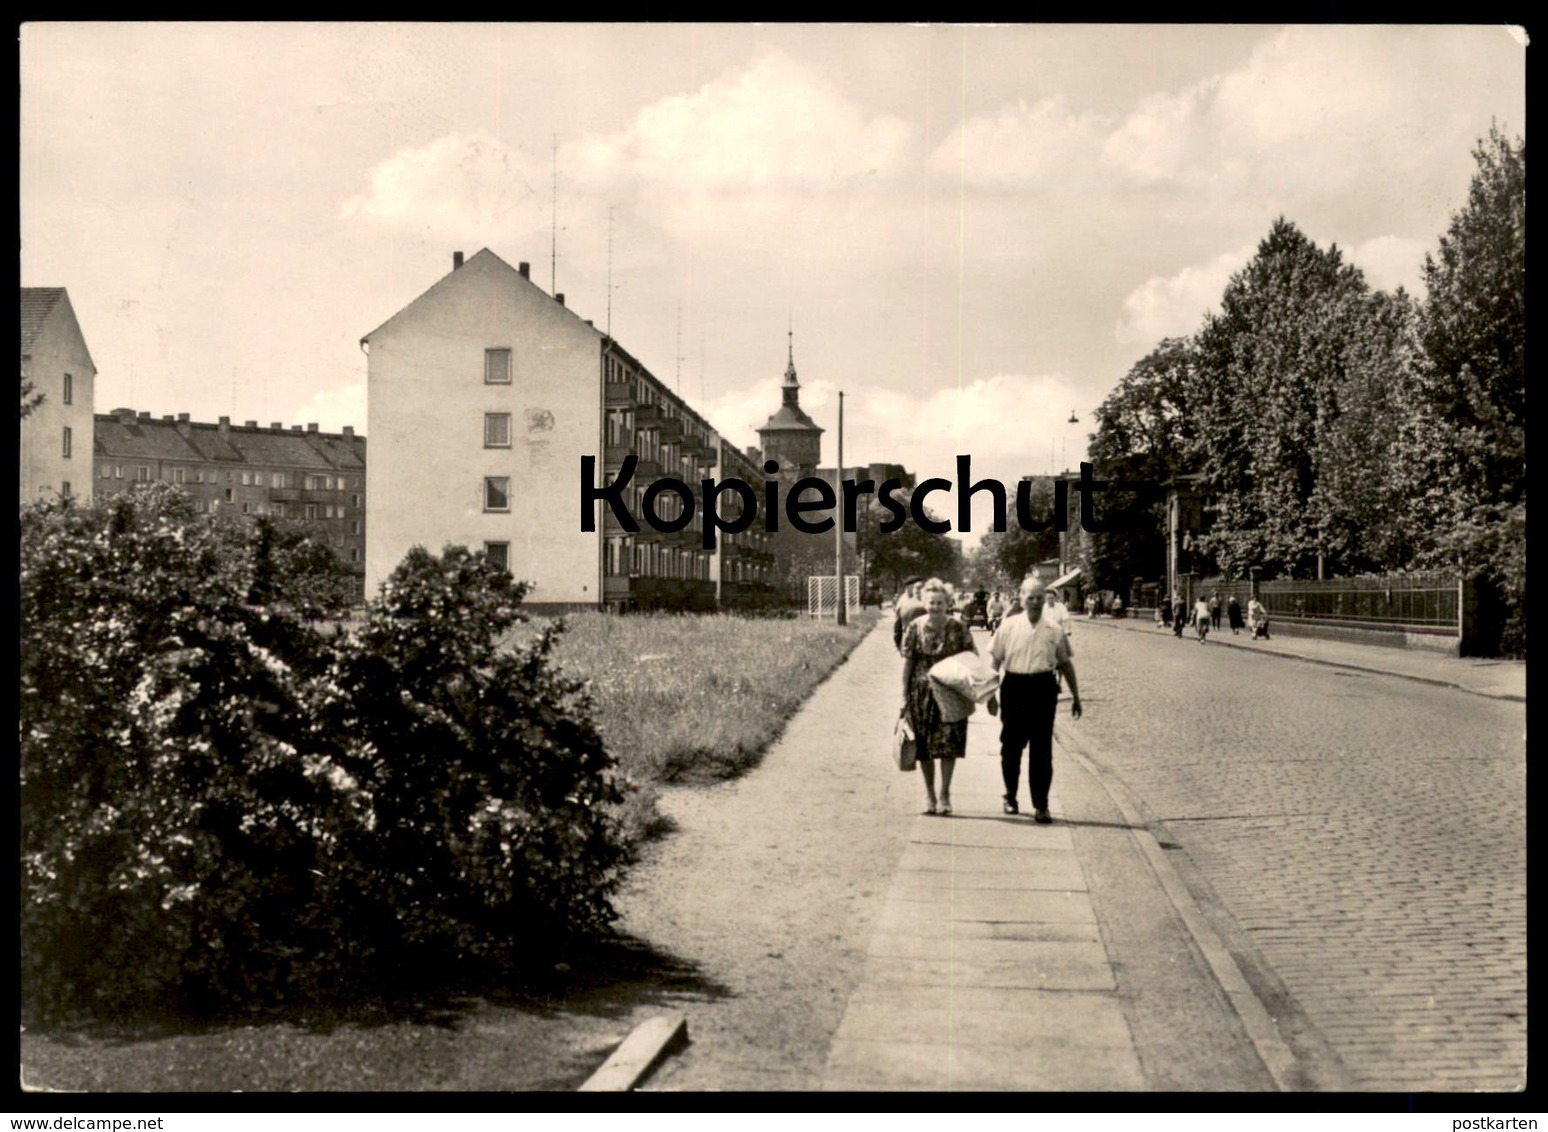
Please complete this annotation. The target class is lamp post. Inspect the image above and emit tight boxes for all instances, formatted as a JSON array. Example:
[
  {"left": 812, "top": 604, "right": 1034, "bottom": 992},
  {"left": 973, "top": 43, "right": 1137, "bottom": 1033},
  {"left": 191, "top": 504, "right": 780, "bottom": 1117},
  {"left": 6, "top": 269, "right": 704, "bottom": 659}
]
[{"left": 835, "top": 391, "right": 846, "bottom": 625}]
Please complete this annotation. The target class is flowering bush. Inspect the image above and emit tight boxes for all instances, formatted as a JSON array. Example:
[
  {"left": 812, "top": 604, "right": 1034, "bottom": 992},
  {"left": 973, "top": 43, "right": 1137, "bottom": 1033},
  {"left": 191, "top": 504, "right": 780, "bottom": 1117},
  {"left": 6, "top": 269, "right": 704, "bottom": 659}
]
[{"left": 21, "top": 489, "right": 629, "bottom": 1025}]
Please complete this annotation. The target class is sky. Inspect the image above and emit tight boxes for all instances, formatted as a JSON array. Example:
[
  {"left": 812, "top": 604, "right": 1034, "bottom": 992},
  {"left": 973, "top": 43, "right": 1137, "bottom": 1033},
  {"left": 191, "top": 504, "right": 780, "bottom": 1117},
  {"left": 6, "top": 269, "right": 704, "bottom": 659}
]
[{"left": 20, "top": 23, "right": 1527, "bottom": 541}]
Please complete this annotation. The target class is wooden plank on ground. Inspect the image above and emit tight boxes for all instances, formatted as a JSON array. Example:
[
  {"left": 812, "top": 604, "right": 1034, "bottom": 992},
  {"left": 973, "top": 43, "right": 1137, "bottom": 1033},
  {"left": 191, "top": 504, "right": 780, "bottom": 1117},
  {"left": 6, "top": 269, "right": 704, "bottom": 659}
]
[{"left": 578, "top": 1013, "right": 689, "bottom": 1092}]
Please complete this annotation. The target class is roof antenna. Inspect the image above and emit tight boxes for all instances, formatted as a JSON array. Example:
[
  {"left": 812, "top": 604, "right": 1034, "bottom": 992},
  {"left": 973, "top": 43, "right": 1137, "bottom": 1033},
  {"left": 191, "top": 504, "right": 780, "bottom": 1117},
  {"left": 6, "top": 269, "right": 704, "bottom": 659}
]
[
  {"left": 550, "top": 134, "right": 559, "bottom": 294},
  {"left": 606, "top": 205, "right": 615, "bottom": 339},
  {"left": 675, "top": 300, "right": 683, "bottom": 393}
]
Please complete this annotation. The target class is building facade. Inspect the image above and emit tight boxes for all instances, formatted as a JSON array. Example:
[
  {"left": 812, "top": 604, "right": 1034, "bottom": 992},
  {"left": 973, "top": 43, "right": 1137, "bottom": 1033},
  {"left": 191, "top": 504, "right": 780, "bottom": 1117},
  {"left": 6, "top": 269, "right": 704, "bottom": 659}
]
[
  {"left": 362, "top": 247, "right": 773, "bottom": 612},
  {"left": 21, "top": 287, "right": 97, "bottom": 504},
  {"left": 93, "top": 409, "right": 368, "bottom": 580}
]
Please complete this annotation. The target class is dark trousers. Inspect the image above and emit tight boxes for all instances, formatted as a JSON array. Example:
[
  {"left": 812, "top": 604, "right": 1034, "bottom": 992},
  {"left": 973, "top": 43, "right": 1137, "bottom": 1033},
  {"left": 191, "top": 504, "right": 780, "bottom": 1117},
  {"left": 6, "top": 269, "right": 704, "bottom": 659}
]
[{"left": 998, "top": 671, "right": 1059, "bottom": 810}]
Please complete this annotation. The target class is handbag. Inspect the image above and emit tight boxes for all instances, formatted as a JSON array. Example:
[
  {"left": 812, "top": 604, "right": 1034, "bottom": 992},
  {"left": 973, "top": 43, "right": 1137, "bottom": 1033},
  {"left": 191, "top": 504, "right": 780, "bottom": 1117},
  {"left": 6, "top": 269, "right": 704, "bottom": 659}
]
[{"left": 892, "top": 716, "right": 917, "bottom": 772}]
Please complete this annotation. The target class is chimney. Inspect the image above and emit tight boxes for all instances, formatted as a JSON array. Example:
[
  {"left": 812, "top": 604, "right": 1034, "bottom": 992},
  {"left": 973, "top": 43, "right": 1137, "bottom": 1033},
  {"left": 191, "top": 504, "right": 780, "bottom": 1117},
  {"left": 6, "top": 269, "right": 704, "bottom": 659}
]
[
  {"left": 113, "top": 407, "right": 135, "bottom": 423},
  {"left": 453, "top": 251, "right": 464, "bottom": 269},
  {"left": 162, "top": 414, "right": 174, "bottom": 422},
  {"left": 244, "top": 420, "right": 258, "bottom": 428},
  {"left": 175, "top": 413, "right": 191, "bottom": 437},
  {"left": 137, "top": 411, "right": 151, "bottom": 420},
  {"left": 177, "top": 413, "right": 190, "bottom": 422},
  {"left": 291, "top": 425, "right": 303, "bottom": 432},
  {"left": 584, "top": 319, "right": 593, "bottom": 327},
  {"left": 271, "top": 422, "right": 283, "bottom": 430},
  {"left": 342, "top": 425, "right": 354, "bottom": 439},
  {"left": 518, "top": 262, "right": 530, "bottom": 278},
  {"left": 307, "top": 423, "right": 318, "bottom": 433},
  {"left": 555, "top": 293, "right": 565, "bottom": 307},
  {"left": 218, "top": 415, "right": 230, "bottom": 437}
]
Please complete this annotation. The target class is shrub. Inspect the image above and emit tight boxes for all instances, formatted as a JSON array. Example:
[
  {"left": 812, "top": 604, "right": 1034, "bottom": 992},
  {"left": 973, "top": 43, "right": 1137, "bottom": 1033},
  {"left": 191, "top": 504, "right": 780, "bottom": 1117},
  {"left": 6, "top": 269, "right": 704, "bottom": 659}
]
[
  {"left": 310, "top": 546, "right": 630, "bottom": 988},
  {"left": 21, "top": 489, "right": 630, "bottom": 1025}
]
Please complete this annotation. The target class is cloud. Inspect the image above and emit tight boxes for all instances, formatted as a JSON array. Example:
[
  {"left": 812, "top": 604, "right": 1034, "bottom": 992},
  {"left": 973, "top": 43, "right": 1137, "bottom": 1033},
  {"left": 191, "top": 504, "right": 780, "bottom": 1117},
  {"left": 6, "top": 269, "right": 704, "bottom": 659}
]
[
  {"left": 1113, "top": 247, "right": 1253, "bottom": 347},
  {"left": 291, "top": 381, "right": 366, "bottom": 435},
  {"left": 1346, "top": 235, "right": 1427, "bottom": 295},
  {"left": 341, "top": 131, "right": 543, "bottom": 239},
  {"left": 562, "top": 52, "right": 920, "bottom": 258},
  {"left": 567, "top": 51, "right": 915, "bottom": 191},
  {"left": 926, "top": 96, "right": 1113, "bottom": 189}
]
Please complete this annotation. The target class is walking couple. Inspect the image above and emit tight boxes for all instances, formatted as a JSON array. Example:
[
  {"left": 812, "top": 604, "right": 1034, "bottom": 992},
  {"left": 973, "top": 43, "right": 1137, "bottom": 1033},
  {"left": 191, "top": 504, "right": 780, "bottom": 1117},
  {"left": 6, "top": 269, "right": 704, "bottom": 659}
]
[{"left": 900, "top": 576, "right": 1082, "bottom": 823}]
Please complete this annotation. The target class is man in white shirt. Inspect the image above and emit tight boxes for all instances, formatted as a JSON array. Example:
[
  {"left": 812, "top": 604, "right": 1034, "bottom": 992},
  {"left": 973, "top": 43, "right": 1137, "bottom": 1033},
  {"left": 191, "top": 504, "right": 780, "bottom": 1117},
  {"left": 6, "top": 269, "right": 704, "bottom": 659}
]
[
  {"left": 1042, "top": 587, "right": 1073, "bottom": 654},
  {"left": 988, "top": 577, "right": 1082, "bottom": 824}
]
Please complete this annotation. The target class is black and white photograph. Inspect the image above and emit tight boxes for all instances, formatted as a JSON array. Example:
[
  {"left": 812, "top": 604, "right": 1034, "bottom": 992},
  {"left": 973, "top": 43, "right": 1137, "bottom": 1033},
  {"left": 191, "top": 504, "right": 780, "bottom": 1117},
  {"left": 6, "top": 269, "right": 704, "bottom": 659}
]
[{"left": 19, "top": 22, "right": 1526, "bottom": 1103}]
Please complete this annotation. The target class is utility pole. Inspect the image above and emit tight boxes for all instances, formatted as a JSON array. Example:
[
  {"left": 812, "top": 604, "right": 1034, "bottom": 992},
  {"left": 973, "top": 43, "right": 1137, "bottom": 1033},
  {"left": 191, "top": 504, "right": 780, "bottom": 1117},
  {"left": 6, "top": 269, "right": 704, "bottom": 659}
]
[{"left": 836, "top": 390, "right": 847, "bottom": 625}]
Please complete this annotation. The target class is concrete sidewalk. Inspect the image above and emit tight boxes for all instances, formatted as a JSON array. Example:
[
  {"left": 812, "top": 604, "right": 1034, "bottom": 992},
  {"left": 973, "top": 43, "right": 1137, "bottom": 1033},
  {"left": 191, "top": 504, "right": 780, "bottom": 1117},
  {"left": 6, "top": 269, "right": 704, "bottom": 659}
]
[
  {"left": 821, "top": 705, "right": 1149, "bottom": 1091},
  {"left": 1080, "top": 614, "right": 1525, "bottom": 702}
]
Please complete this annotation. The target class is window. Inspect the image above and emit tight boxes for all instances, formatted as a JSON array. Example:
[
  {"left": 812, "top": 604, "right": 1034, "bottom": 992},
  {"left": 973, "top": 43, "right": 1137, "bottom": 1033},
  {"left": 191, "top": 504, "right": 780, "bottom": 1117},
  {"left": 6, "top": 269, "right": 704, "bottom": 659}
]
[
  {"left": 349, "top": 548, "right": 360, "bottom": 563},
  {"left": 224, "top": 488, "right": 233, "bottom": 502},
  {"left": 484, "top": 542, "right": 510, "bottom": 572},
  {"left": 350, "top": 493, "right": 360, "bottom": 508},
  {"left": 350, "top": 520, "right": 361, "bottom": 535},
  {"left": 484, "top": 476, "right": 510, "bottom": 512},
  {"left": 61, "top": 481, "right": 72, "bottom": 499},
  {"left": 484, "top": 412, "right": 512, "bottom": 448},
  {"left": 114, "top": 465, "right": 123, "bottom": 479},
  {"left": 62, "top": 427, "right": 72, "bottom": 458},
  {"left": 241, "top": 502, "right": 251, "bottom": 514},
  {"left": 137, "top": 466, "right": 151, "bottom": 482},
  {"left": 272, "top": 472, "right": 286, "bottom": 488},
  {"left": 324, "top": 504, "right": 335, "bottom": 519},
  {"left": 172, "top": 467, "right": 185, "bottom": 484},
  {"left": 485, "top": 348, "right": 512, "bottom": 384},
  {"left": 62, "top": 374, "right": 73, "bottom": 405},
  {"left": 304, "top": 503, "right": 318, "bottom": 519},
  {"left": 99, "top": 463, "right": 111, "bottom": 479}
]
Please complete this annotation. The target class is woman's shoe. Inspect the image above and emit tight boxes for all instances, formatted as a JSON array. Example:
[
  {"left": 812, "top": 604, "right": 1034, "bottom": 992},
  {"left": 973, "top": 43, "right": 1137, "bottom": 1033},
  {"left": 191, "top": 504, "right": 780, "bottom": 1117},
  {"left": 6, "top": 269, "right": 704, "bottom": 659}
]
[
  {"left": 940, "top": 798, "right": 953, "bottom": 816},
  {"left": 923, "top": 800, "right": 938, "bottom": 816},
  {"left": 1003, "top": 797, "right": 1019, "bottom": 815}
]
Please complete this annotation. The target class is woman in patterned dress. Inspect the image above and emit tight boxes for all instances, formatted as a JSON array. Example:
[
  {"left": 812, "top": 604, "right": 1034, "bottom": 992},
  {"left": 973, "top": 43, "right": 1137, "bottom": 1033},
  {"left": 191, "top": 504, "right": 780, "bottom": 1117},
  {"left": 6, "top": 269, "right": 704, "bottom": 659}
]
[{"left": 901, "top": 578, "right": 978, "bottom": 815}]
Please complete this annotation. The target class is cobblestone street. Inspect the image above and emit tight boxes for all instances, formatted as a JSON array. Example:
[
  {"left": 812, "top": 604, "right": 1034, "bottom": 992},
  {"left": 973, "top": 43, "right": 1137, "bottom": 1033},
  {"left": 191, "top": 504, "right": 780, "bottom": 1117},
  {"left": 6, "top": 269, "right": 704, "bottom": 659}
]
[{"left": 1065, "top": 620, "right": 1526, "bottom": 1091}]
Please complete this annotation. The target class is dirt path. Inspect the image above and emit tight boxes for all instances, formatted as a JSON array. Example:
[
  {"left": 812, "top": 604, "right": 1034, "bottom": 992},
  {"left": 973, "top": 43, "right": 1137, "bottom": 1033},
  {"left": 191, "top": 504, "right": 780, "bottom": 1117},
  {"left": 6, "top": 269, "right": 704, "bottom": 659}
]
[{"left": 614, "top": 619, "right": 921, "bottom": 1091}]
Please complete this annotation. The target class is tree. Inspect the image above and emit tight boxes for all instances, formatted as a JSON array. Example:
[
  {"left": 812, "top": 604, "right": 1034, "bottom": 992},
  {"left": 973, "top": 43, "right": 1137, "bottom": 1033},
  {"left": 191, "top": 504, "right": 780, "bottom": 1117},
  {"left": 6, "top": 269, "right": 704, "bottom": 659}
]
[
  {"left": 1086, "top": 338, "right": 1199, "bottom": 589},
  {"left": 1192, "top": 219, "right": 1375, "bottom": 578},
  {"left": 20, "top": 373, "right": 45, "bottom": 418},
  {"left": 1410, "top": 126, "right": 1527, "bottom": 654},
  {"left": 854, "top": 490, "right": 959, "bottom": 594}
]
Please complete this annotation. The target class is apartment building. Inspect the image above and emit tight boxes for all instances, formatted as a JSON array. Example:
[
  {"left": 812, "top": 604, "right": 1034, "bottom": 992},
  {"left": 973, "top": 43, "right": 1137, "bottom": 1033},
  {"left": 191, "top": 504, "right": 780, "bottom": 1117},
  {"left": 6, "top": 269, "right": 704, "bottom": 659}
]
[
  {"left": 93, "top": 409, "right": 368, "bottom": 582},
  {"left": 20, "top": 287, "right": 97, "bottom": 504},
  {"left": 362, "top": 247, "right": 774, "bottom": 612}
]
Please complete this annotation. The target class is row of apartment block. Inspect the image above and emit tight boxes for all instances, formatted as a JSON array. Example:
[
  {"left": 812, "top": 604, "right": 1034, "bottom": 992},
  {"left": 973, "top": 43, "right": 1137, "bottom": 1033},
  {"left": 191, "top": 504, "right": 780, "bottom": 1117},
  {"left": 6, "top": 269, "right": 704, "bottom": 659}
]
[
  {"left": 362, "top": 248, "right": 776, "bottom": 612},
  {"left": 21, "top": 286, "right": 368, "bottom": 582},
  {"left": 90, "top": 409, "right": 368, "bottom": 569}
]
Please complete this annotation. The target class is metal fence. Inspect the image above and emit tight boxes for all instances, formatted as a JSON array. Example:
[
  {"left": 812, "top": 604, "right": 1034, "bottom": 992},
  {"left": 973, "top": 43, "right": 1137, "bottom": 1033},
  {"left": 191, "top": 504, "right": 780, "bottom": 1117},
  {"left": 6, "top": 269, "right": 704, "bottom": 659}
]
[{"left": 1256, "top": 572, "right": 1459, "bottom": 628}]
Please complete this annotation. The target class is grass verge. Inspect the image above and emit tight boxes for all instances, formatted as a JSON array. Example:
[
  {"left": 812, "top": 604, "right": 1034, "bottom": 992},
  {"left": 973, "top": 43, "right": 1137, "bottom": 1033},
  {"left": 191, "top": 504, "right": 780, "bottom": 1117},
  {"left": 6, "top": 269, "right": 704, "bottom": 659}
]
[{"left": 548, "top": 610, "right": 879, "bottom": 845}]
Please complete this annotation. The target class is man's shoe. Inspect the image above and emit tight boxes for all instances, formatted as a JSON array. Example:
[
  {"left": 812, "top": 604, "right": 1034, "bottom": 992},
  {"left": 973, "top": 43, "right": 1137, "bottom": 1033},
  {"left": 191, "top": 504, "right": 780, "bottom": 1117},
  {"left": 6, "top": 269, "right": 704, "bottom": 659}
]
[
  {"left": 1002, "top": 798, "right": 1019, "bottom": 815},
  {"left": 1033, "top": 809, "right": 1053, "bottom": 825}
]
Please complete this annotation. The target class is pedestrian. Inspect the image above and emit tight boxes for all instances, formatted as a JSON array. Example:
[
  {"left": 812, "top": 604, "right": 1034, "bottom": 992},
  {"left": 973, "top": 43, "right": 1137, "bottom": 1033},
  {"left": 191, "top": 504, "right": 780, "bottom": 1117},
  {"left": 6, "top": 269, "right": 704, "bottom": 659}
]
[
  {"left": 1227, "top": 594, "right": 1244, "bottom": 635},
  {"left": 1194, "top": 593, "right": 1212, "bottom": 643},
  {"left": 893, "top": 577, "right": 926, "bottom": 653},
  {"left": 1248, "top": 597, "right": 1271, "bottom": 640},
  {"left": 900, "top": 578, "right": 977, "bottom": 816},
  {"left": 1172, "top": 593, "right": 1186, "bottom": 638},
  {"left": 1042, "top": 586, "right": 1074, "bottom": 654},
  {"left": 986, "top": 590, "right": 1006, "bottom": 632},
  {"left": 1160, "top": 593, "right": 1174, "bottom": 629},
  {"left": 988, "top": 576, "right": 1082, "bottom": 825},
  {"left": 1112, "top": 595, "right": 1124, "bottom": 619},
  {"left": 1209, "top": 591, "right": 1222, "bottom": 631}
]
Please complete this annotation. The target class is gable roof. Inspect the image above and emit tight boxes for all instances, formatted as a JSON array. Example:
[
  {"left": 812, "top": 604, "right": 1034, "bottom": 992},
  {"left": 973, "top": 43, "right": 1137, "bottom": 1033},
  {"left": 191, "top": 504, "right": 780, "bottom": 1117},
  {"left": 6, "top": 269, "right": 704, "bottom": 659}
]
[
  {"left": 359, "top": 247, "right": 519, "bottom": 343},
  {"left": 21, "top": 288, "right": 67, "bottom": 353}
]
